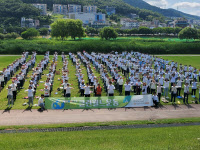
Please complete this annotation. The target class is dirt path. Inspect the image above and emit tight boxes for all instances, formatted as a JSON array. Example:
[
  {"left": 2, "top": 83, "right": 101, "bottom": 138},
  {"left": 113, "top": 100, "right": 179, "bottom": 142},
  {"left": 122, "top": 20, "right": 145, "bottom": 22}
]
[{"left": 0, "top": 104, "right": 200, "bottom": 126}]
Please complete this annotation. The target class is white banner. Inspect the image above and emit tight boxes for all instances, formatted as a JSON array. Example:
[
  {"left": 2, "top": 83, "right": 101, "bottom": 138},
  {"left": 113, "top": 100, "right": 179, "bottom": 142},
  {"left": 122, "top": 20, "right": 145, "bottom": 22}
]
[{"left": 125, "top": 94, "right": 153, "bottom": 107}]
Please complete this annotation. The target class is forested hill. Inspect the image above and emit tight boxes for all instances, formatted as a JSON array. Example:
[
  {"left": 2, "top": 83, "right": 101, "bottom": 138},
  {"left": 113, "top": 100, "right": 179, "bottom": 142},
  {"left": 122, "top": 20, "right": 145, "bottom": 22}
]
[
  {"left": 21, "top": 0, "right": 164, "bottom": 21},
  {"left": 123, "top": 0, "right": 200, "bottom": 20}
]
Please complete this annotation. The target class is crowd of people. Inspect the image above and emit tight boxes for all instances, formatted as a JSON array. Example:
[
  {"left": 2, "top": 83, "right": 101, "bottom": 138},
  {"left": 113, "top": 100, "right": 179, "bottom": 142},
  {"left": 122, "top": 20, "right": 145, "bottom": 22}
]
[
  {"left": 3, "top": 51, "right": 200, "bottom": 109},
  {"left": 68, "top": 51, "right": 200, "bottom": 106}
]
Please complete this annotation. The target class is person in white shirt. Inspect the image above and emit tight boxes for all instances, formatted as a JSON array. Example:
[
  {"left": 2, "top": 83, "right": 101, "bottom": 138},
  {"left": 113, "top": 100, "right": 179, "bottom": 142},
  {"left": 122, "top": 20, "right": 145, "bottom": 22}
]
[
  {"left": 157, "top": 84, "right": 162, "bottom": 102},
  {"left": 25, "top": 86, "right": 35, "bottom": 106},
  {"left": 124, "top": 81, "right": 131, "bottom": 96},
  {"left": 84, "top": 83, "right": 93, "bottom": 97},
  {"left": 171, "top": 83, "right": 177, "bottom": 103},
  {"left": 163, "top": 79, "right": 170, "bottom": 99},
  {"left": 38, "top": 94, "right": 45, "bottom": 111},
  {"left": 7, "top": 85, "right": 13, "bottom": 107},
  {"left": 65, "top": 84, "right": 74, "bottom": 97},
  {"left": 176, "top": 77, "right": 182, "bottom": 96},
  {"left": 191, "top": 79, "right": 197, "bottom": 96},
  {"left": 183, "top": 83, "right": 189, "bottom": 104},
  {"left": 150, "top": 80, "right": 156, "bottom": 94},
  {"left": 142, "top": 82, "right": 147, "bottom": 95},
  {"left": 117, "top": 76, "right": 123, "bottom": 94},
  {"left": 44, "top": 86, "right": 50, "bottom": 97},
  {"left": 80, "top": 81, "right": 85, "bottom": 96},
  {"left": 152, "top": 92, "right": 159, "bottom": 107},
  {"left": 10, "top": 80, "right": 17, "bottom": 101},
  {"left": 107, "top": 82, "right": 115, "bottom": 96}
]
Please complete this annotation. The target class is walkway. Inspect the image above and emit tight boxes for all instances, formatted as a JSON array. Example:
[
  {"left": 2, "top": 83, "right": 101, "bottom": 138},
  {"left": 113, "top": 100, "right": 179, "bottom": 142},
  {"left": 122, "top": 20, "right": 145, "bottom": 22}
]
[{"left": 0, "top": 104, "right": 200, "bottom": 126}]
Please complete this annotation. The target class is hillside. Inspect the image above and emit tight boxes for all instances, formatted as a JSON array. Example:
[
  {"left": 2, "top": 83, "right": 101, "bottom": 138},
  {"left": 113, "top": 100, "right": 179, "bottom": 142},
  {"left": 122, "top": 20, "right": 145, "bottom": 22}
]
[
  {"left": 22, "top": 0, "right": 164, "bottom": 21},
  {"left": 123, "top": 0, "right": 200, "bottom": 20}
]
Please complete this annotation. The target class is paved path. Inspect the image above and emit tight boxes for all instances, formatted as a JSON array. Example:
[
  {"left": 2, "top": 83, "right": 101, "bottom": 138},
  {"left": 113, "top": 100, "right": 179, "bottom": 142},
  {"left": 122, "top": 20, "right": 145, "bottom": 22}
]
[{"left": 0, "top": 104, "right": 200, "bottom": 126}]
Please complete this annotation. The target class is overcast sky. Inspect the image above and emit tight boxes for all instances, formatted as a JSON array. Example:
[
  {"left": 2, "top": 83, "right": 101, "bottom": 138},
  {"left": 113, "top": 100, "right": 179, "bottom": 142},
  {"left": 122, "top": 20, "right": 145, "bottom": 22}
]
[{"left": 144, "top": 0, "right": 200, "bottom": 16}]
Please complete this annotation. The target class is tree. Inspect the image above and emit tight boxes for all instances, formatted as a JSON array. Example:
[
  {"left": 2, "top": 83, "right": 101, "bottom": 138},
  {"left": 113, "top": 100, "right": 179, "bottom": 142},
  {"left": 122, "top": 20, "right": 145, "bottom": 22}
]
[
  {"left": 138, "top": 26, "right": 152, "bottom": 35},
  {"left": 51, "top": 19, "right": 85, "bottom": 40},
  {"left": 39, "top": 28, "right": 49, "bottom": 36},
  {"left": 100, "top": 27, "right": 118, "bottom": 40},
  {"left": 67, "top": 19, "right": 85, "bottom": 40},
  {"left": 174, "top": 27, "right": 182, "bottom": 35},
  {"left": 51, "top": 19, "right": 68, "bottom": 40},
  {"left": 178, "top": 27, "right": 198, "bottom": 40},
  {"left": 21, "top": 28, "right": 39, "bottom": 39}
]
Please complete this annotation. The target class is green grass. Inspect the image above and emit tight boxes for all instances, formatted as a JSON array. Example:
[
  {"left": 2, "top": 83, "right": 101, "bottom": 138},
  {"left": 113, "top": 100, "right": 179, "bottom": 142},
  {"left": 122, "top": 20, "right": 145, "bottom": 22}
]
[
  {"left": 0, "top": 56, "right": 20, "bottom": 70},
  {"left": 160, "top": 56, "right": 200, "bottom": 69},
  {"left": 0, "top": 117, "right": 200, "bottom": 131},
  {"left": 0, "top": 125, "right": 200, "bottom": 150}
]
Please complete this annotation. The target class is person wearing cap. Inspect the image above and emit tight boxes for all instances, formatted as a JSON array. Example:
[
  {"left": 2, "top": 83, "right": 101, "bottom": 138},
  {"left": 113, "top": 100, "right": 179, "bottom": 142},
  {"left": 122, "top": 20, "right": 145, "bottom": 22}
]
[{"left": 7, "top": 85, "right": 13, "bottom": 107}]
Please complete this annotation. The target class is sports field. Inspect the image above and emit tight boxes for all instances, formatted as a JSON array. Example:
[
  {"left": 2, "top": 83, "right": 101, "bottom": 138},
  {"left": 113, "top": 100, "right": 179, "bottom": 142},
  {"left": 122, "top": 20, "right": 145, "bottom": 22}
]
[{"left": 0, "top": 125, "right": 200, "bottom": 150}]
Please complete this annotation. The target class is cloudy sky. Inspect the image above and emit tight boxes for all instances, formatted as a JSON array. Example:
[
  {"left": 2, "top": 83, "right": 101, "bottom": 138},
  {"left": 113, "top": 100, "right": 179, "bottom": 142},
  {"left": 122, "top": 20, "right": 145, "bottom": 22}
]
[{"left": 144, "top": 0, "right": 200, "bottom": 16}]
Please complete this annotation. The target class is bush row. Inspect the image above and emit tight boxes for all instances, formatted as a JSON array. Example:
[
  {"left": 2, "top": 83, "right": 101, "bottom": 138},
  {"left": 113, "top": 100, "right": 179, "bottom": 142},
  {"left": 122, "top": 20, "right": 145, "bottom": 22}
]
[{"left": 0, "top": 39, "right": 200, "bottom": 55}]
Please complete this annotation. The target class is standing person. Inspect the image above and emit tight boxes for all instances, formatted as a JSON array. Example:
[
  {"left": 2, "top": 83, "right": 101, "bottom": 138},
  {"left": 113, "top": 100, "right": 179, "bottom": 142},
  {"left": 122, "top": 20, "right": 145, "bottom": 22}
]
[
  {"left": 107, "top": 81, "right": 115, "bottom": 96},
  {"left": 117, "top": 76, "right": 123, "bottom": 95},
  {"left": 124, "top": 80, "right": 131, "bottom": 96},
  {"left": 157, "top": 83, "right": 162, "bottom": 102},
  {"left": 191, "top": 79, "right": 197, "bottom": 96},
  {"left": 163, "top": 79, "right": 170, "bottom": 99},
  {"left": 136, "top": 79, "right": 142, "bottom": 95},
  {"left": 142, "top": 82, "right": 147, "bottom": 95},
  {"left": 10, "top": 80, "right": 17, "bottom": 101},
  {"left": 80, "top": 81, "right": 85, "bottom": 97},
  {"left": 25, "top": 86, "right": 35, "bottom": 106},
  {"left": 183, "top": 83, "right": 189, "bottom": 104},
  {"left": 44, "top": 86, "right": 50, "bottom": 97},
  {"left": 84, "top": 83, "right": 93, "bottom": 97},
  {"left": 7, "top": 85, "right": 13, "bottom": 107},
  {"left": 152, "top": 92, "right": 159, "bottom": 107},
  {"left": 96, "top": 83, "right": 102, "bottom": 97},
  {"left": 38, "top": 94, "right": 45, "bottom": 111},
  {"left": 65, "top": 84, "right": 74, "bottom": 97},
  {"left": 150, "top": 80, "right": 156, "bottom": 94},
  {"left": 171, "top": 83, "right": 177, "bottom": 104},
  {"left": 0, "top": 71, "right": 5, "bottom": 90},
  {"left": 176, "top": 77, "right": 182, "bottom": 96}
]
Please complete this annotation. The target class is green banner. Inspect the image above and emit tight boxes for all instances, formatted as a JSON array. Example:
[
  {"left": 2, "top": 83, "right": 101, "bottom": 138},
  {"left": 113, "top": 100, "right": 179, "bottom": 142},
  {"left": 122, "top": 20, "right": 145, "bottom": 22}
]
[{"left": 45, "top": 95, "right": 153, "bottom": 109}]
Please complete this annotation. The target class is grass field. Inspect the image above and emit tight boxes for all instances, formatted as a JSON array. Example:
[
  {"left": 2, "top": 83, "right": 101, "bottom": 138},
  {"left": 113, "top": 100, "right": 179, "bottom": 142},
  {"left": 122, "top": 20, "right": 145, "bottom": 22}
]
[
  {"left": 0, "top": 55, "right": 200, "bottom": 110},
  {"left": 0, "top": 125, "right": 200, "bottom": 150},
  {"left": 0, "top": 56, "right": 20, "bottom": 70},
  {"left": 159, "top": 56, "right": 200, "bottom": 69}
]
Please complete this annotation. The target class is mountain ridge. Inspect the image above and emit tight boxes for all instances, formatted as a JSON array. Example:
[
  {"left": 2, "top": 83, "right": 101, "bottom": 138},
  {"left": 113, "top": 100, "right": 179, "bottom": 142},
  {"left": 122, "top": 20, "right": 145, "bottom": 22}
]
[{"left": 123, "top": 0, "right": 200, "bottom": 20}]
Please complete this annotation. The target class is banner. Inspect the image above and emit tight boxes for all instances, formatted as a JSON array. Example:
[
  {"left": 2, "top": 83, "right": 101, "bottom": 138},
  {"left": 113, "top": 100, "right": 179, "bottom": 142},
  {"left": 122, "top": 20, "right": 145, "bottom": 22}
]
[{"left": 45, "top": 95, "right": 153, "bottom": 110}]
